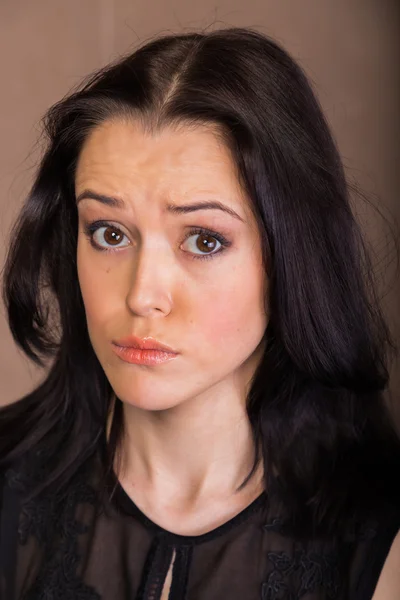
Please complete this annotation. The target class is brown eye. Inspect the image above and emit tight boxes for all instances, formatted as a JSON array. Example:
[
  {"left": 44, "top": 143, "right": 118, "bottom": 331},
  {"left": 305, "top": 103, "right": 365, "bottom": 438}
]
[
  {"left": 92, "top": 225, "right": 131, "bottom": 249},
  {"left": 103, "top": 227, "right": 123, "bottom": 245},
  {"left": 197, "top": 234, "right": 218, "bottom": 253},
  {"left": 183, "top": 232, "right": 221, "bottom": 256}
]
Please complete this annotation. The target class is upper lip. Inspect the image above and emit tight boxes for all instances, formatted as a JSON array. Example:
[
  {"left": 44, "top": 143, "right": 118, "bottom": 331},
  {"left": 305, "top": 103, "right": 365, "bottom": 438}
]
[{"left": 112, "top": 335, "right": 177, "bottom": 353}]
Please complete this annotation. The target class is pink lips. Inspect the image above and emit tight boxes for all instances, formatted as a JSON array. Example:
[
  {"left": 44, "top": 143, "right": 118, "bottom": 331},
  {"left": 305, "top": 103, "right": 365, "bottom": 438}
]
[{"left": 111, "top": 335, "right": 178, "bottom": 366}]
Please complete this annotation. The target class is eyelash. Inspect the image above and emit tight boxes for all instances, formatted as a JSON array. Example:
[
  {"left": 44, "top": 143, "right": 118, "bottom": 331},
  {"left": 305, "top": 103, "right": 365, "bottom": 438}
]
[{"left": 82, "top": 220, "right": 232, "bottom": 261}]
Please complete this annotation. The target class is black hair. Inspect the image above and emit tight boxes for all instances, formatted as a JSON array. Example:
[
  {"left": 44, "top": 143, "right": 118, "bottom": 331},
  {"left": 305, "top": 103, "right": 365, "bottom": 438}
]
[{"left": 2, "top": 26, "right": 400, "bottom": 536}]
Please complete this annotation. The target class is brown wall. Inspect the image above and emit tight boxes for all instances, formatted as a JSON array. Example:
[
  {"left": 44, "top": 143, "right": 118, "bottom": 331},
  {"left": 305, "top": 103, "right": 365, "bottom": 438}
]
[{"left": 1, "top": 0, "right": 399, "bottom": 405}]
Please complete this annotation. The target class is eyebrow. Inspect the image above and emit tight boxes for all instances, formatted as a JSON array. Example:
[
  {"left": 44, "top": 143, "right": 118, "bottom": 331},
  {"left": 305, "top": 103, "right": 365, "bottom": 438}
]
[{"left": 75, "top": 189, "right": 245, "bottom": 223}]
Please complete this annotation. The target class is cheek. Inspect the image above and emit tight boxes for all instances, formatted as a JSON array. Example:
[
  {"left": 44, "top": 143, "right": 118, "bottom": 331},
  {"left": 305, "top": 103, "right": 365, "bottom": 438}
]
[{"left": 197, "top": 267, "right": 267, "bottom": 351}]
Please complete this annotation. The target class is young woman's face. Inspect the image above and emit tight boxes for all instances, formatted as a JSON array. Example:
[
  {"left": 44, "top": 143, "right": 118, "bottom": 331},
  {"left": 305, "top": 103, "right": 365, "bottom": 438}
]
[{"left": 75, "top": 118, "right": 268, "bottom": 411}]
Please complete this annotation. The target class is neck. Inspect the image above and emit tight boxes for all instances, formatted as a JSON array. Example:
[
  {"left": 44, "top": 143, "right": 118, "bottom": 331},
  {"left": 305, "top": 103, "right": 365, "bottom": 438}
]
[{"left": 114, "top": 384, "right": 263, "bottom": 505}]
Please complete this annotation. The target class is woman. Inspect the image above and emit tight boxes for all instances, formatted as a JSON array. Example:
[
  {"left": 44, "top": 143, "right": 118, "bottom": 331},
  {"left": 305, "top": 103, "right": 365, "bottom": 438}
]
[{"left": 0, "top": 26, "right": 399, "bottom": 600}]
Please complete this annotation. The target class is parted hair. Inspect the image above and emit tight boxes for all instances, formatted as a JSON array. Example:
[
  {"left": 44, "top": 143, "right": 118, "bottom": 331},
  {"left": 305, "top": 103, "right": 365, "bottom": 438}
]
[{"left": 2, "top": 26, "right": 400, "bottom": 535}]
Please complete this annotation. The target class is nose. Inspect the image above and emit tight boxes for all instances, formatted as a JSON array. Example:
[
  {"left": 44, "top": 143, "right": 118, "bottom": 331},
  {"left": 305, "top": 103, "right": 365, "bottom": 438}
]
[{"left": 125, "top": 239, "right": 174, "bottom": 317}]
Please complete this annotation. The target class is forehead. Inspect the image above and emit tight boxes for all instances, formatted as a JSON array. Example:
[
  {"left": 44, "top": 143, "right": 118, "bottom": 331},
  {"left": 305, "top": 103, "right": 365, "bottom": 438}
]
[
  {"left": 77, "top": 120, "right": 235, "bottom": 179},
  {"left": 75, "top": 118, "right": 246, "bottom": 202}
]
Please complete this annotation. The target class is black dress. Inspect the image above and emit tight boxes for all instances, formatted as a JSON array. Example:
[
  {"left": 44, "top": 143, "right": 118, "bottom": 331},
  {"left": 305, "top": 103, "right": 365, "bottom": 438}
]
[{"left": 0, "top": 449, "right": 399, "bottom": 600}]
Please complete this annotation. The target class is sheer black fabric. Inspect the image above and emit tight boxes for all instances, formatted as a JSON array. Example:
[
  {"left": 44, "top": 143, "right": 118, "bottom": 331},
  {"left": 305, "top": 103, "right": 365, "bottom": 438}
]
[{"left": 1, "top": 450, "right": 399, "bottom": 600}]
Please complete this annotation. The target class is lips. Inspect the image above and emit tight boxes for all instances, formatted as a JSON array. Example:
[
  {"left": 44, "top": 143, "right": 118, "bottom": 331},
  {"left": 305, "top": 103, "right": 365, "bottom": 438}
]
[
  {"left": 111, "top": 335, "right": 178, "bottom": 366},
  {"left": 112, "top": 335, "right": 177, "bottom": 354}
]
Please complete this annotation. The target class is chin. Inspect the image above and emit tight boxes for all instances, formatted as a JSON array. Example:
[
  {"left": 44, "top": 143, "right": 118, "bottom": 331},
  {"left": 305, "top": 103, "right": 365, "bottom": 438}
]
[
  {"left": 110, "top": 379, "right": 183, "bottom": 412},
  {"left": 117, "top": 394, "right": 181, "bottom": 412}
]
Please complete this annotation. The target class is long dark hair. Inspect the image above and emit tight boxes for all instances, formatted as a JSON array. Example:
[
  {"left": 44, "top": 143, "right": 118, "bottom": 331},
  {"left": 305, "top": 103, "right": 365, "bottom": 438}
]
[{"left": 1, "top": 26, "right": 399, "bottom": 535}]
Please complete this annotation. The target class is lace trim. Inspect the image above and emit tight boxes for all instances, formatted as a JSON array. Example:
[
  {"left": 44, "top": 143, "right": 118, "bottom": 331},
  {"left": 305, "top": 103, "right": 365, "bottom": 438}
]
[
  {"left": 261, "top": 548, "right": 341, "bottom": 600},
  {"left": 263, "top": 516, "right": 378, "bottom": 542},
  {"left": 260, "top": 514, "right": 379, "bottom": 600},
  {"left": 6, "top": 455, "right": 101, "bottom": 600}
]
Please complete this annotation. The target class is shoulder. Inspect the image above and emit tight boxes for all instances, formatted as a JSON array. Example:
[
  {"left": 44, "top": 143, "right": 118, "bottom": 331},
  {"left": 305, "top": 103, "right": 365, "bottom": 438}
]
[
  {"left": 0, "top": 461, "right": 26, "bottom": 584},
  {"left": 0, "top": 447, "right": 95, "bottom": 519},
  {"left": 349, "top": 503, "right": 400, "bottom": 600},
  {"left": 0, "top": 449, "right": 101, "bottom": 549}
]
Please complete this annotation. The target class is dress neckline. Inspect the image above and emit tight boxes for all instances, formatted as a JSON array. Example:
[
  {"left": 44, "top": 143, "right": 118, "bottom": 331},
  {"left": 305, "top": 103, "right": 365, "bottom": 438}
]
[{"left": 109, "top": 472, "right": 268, "bottom": 545}]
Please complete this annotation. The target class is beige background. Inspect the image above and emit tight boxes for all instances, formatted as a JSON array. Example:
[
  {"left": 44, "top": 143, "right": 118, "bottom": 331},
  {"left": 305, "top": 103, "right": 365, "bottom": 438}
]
[{"left": 0, "top": 1, "right": 399, "bottom": 406}]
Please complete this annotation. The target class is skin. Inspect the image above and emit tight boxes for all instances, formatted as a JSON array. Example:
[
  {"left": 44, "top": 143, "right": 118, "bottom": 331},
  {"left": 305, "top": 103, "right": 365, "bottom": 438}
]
[
  {"left": 371, "top": 530, "right": 400, "bottom": 599},
  {"left": 75, "top": 118, "right": 268, "bottom": 539}
]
